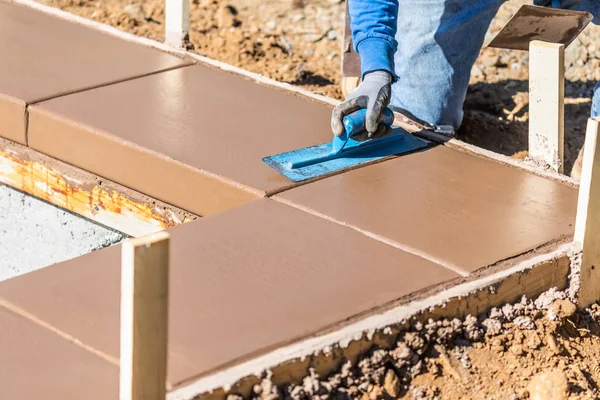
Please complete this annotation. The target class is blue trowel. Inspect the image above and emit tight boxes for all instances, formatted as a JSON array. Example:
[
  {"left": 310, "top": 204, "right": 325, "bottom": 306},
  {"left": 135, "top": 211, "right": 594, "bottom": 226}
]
[{"left": 262, "top": 107, "right": 428, "bottom": 182}]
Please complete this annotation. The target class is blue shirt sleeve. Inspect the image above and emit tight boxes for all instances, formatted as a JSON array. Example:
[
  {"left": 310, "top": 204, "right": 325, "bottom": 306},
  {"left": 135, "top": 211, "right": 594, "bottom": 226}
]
[{"left": 348, "top": 0, "right": 399, "bottom": 81}]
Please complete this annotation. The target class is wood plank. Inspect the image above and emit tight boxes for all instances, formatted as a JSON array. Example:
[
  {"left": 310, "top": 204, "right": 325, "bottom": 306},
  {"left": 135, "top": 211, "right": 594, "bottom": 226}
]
[
  {"left": 574, "top": 117, "right": 600, "bottom": 307},
  {"left": 0, "top": 138, "right": 197, "bottom": 236},
  {"left": 164, "top": 0, "right": 190, "bottom": 48},
  {"left": 120, "top": 231, "right": 170, "bottom": 400},
  {"left": 529, "top": 40, "right": 565, "bottom": 173}
]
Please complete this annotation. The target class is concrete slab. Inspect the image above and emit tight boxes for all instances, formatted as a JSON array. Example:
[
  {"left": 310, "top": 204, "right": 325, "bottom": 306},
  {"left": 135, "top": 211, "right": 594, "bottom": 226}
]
[
  {"left": 275, "top": 146, "right": 578, "bottom": 274},
  {"left": 0, "top": 0, "right": 190, "bottom": 144},
  {"left": 0, "top": 184, "right": 124, "bottom": 281},
  {"left": 0, "top": 199, "right": 458, "bottom": 389},
  {"left": 0, "top": 307, "right": 118, "bottom": 399},
  {"left": 28, "top": 65, "right": 335, "bottom": 215}
]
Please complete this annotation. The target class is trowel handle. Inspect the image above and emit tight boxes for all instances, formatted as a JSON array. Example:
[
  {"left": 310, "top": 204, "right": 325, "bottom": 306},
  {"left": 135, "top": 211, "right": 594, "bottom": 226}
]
[{"left": 342, "top": 107, "right": 395, "bottom": 138}]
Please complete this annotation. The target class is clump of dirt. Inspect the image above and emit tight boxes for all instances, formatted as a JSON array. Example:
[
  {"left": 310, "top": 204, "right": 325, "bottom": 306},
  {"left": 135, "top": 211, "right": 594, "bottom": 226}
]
[{"left": 236, "top": 293, "right": 600, "bottom": 400}]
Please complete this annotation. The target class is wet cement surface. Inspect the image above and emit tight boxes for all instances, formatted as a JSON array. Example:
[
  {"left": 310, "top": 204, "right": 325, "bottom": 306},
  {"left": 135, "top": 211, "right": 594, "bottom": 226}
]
[
  {"left": 27, "top": 64, "right": 334, "bottom": 212},
  {"left": 276, "top": 146, "right": 578, "bottom": 274},
  {"left": 0, "top": 184, "right": 124, "bottom": 280},
  {"left": 0, "top": 199, "right": 458, "bottom": 388},
  {"left": 0, "top": 307, "right": 118, "bottom": 400},
  {"left": 0, "top": 0, "right": 189, "bottom": 143}
]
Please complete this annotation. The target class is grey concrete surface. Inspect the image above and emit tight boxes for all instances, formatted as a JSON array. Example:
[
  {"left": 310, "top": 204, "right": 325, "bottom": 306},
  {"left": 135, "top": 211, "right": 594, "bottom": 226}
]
[{"left": 0, "top": 184, "right": 125, "bottom": 281}]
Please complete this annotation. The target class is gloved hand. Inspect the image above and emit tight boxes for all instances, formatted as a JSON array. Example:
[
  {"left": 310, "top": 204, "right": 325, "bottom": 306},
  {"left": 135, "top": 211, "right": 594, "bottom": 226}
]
[{"left": 331, "top": 70, "right": 392, "bottom": 138}]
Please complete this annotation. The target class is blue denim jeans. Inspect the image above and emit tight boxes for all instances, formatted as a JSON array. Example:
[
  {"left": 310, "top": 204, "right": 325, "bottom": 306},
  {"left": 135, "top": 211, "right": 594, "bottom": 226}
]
[{"left": 389, "top": 0, "right": 600, "bottom": 129}]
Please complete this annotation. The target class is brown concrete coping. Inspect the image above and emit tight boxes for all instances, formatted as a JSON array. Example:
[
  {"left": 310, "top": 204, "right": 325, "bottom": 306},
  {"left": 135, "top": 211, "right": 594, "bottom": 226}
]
[
  {"left": 0, "top": 1, "right": 190, "bottom": 144},
  {"left": 28, "top": 65, "right": 335, "bottom": 216},
  {"left": 0, "top": 307, "right": 118, "bottom": 399},
  {"left": 275, "top": 146, "right": 578, "bottom": 274},
  {"left": 0, "top": 199, "right": 458, "bottom": 388}
]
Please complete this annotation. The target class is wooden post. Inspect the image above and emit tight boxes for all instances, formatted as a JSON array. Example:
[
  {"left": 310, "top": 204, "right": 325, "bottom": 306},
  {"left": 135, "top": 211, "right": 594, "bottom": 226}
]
[
  {"left": 529, "top": 40, "right": 565, "bottom": 173},
  {"left": 120, "top": 231, "right": 170, "bottom": 400},
  {"left": 164, "top": 0, "right": 189, "bottom": 48},
  {"left": 574, "top": 118, "right": 600, "bottom": 307}
]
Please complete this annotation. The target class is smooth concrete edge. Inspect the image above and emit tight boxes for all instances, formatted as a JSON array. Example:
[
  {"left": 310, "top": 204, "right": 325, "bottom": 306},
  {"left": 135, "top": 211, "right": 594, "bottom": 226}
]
[
  {"left": 0, "top": 94, "right": 27, "bottom": 145},
  {"left": 168, "top": 243, "right": 572, "bottom": 399},
  {"left": 0, "top": 137, "right": 198, "bottom": 236},
  {"left": 27, "top": 106, "right": 263, "bottom": 217}
]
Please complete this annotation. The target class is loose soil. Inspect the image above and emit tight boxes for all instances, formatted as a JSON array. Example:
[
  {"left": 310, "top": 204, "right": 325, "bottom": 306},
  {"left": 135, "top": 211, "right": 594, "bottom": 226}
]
[
  {"left": 244, "top": 295, "right": 600, "bottom": 400},
  {"left": 38, "top": 0, "right": 600, "bottom": 174}
]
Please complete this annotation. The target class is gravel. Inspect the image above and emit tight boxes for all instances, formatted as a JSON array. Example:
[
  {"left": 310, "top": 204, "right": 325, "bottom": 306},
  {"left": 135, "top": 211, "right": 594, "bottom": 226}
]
[{"left": 0, "top": 184, "right": 124, "bottom": 280}]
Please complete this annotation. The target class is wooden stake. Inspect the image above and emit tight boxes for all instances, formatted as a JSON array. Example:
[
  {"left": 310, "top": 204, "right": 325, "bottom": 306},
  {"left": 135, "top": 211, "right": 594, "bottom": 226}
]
[
  {"left": 529, "top": 40, "right": 565, "bottom": 173},
  {"left": 165, "top": 0, "right": 189, "bottom": 48},
  {"left": 120, "top": 231, "right": 170, "bottom": 400},
  {"left": 574, "top": 117, "right": 600, "bottom": 307}
]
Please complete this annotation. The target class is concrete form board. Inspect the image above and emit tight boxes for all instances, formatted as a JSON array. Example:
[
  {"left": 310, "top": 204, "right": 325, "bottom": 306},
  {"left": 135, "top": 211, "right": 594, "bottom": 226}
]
[
  {"left": 28, "top": 65, "right": 335, "bottom": 214},
  {"left": 0, "top": 199, "right": 459, "bottom": 388},
  {"left": 0, "top": 0, "right": 189, "bottom": 144},
  {"left": 276, "top": 146, "right": 578, "bottom": 274},
  {"left": 0, "top": 307, "right": 118, "bottom": 399}
]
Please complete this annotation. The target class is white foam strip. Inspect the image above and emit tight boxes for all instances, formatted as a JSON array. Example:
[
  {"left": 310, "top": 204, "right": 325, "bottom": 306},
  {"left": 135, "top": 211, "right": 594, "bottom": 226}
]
[{"left": 168, "top": 242, "right": 573, "bottom": 399}]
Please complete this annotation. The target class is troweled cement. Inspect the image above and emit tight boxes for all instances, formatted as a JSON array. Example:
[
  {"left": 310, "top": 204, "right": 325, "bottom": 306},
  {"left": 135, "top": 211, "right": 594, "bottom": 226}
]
[{"left": 0, "top": 184, "right": 124, "bottom": 281}]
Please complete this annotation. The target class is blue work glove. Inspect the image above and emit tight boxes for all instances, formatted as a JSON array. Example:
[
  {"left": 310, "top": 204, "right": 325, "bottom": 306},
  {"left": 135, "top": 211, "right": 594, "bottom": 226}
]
[{"left": 331, "top": 70, "right": 392, "bottom": 138}]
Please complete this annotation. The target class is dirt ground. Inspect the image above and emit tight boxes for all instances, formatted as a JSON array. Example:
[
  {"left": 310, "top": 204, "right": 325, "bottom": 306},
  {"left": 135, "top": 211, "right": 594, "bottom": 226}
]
[
  {"left": 243, "top": 295, "right": 600, "bottom": 400},
  {"left": 38, "top": 0, "right": 600, "bottom": 174}
]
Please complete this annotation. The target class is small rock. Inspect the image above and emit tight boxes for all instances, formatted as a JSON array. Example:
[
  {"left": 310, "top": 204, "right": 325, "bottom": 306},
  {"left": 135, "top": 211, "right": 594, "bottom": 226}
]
[
  {"left": 471, "top": 65, "right": 484, "bottom": 78},
  {"left": 253, "top": 384, "right": 263, "bottom": 395},
  {"left": 526, "top": 369, "right": 569, "bottom": 400},
  {"left": 510, "top": 344, "right": 525, "bottom": 357},
  {"left": 526, "top": 332, "right": 542, "bottom": 351},
  {"left": 514, "top": 316, "right": 536, "bottom": 330},
  {"left": 404, "top": 332, "right": 426, "bottom": 354},
  {"left": 482, "top": 54, "right": 500, "bottom": 68},
  {"left": 546, "top": 334, "right": 563, "bottom": 355},
  {"left": 368, "top": 385, "right": 384, "bottom": 400},
  {"left": 123, "top": 3, "right": 145, "bottom": 20},
  {"left": 412, "top": 386, "right": 426, "bottom": 400},
  {"left": 491, "top": 337, "right": 505, "bottom": 353},
  {"left": 566, "top": 39, "right": 586, "bottom": 68},
  {"left": 482, "top": 318, "right": 503, "bottom": 336},
  {"left": 216, "top": 5, "right": 240, "bottom": 29},
  {"left": 492, "top": 344, "right": 505, "bottom": 353},
  {"left": 549, "top": 299, "right": 577, "bottom": 319},
  {"left": 383, "top": 369, "right": 400, "bottom": 398},
  {"left": 327, "top": 29, "right": 337, "bottom": 41}
]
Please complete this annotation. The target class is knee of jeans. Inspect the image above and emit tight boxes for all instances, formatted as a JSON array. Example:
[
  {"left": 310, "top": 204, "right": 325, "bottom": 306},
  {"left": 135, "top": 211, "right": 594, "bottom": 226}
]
[
  {"left": 389, "top": 100, "right": 464, "bottom": 132},
  {"left": 592, "top": 82, "right": 600, "bottom": 117}
]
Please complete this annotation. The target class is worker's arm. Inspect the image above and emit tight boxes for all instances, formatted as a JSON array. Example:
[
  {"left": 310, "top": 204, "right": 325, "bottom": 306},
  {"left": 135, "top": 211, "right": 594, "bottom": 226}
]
[
  {"left": 350, "top": 0, "right": 398, "bottom": 80},
  {"left": 331, "top": 0, "right": 399, "bottom": 137}
]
